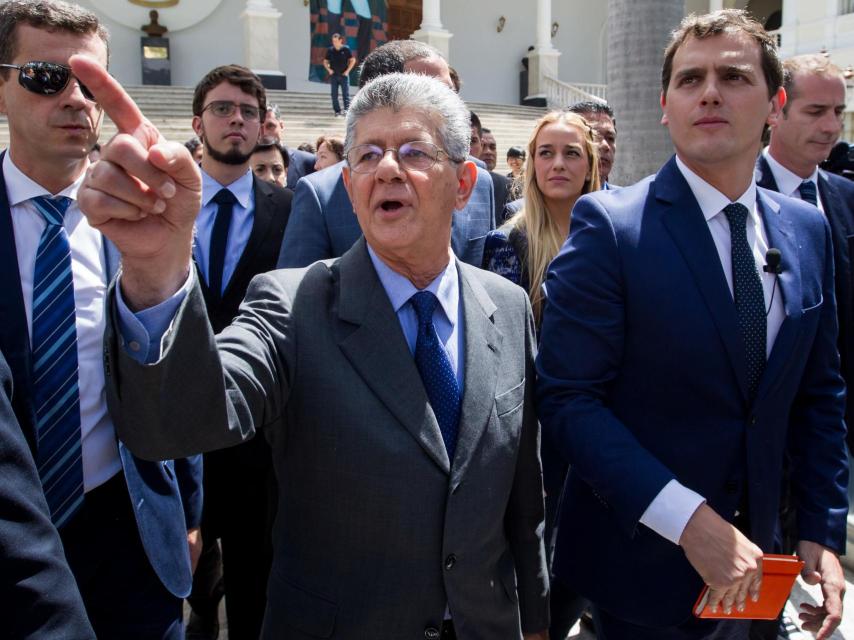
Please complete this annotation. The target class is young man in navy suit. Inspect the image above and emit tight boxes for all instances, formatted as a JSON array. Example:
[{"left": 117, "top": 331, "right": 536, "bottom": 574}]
[
  {"left": 0, "top": 2, "right": 202, "bottom": 637},
  {"left": 538, "top": 10, "right": 848, "bottom": 640}
]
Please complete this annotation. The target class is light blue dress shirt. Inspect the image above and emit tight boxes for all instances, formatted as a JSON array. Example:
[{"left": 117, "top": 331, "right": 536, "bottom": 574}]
[{"left": 194, "top": 168, "right": 255, "bottom": 296}]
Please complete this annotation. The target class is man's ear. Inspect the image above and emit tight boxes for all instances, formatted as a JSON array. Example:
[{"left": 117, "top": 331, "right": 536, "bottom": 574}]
[
  {"left": 0, "top": 78, "right": 7, "bottom": 116},
  {"left": 660, "top": 91, "right": 669, "bottom": 126},
  {"left": 767, "top": 86, "right": 786, "bottom": 127},
  {"left": 341, "top": 164, "right": 355, "bottom": 206},
  {"left": 191, "top": 115, "right": 203, "bottom": 138},
  {"left": 454, "top": 160, "right": 477, "bottom": 211}
]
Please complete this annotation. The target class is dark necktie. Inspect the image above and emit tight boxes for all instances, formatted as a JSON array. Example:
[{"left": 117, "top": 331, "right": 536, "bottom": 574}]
[
  {"left": 798, "top": 180, "right": 818, "bottom": 207},
  {"left": 208, "top": 188, "right": 237, "bottom": 301},
  {"left": 410, "top": 291, "right": 461, "bottom": 462},
  {"left": 30, "top": 195, "right": 84, "bottom": 528},
  {"left": 723, "top": 202, "right": 767, "bottom": 401}
]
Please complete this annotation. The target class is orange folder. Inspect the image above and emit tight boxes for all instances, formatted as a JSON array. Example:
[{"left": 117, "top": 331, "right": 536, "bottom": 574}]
[{"left": 693, "top": 554, "right": 804, "bottom": 620}]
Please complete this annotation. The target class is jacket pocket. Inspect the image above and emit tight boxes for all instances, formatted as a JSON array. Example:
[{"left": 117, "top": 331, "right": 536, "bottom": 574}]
[
  {"left": 272, "top": 572, "right": 338, "bottom": 638},
  {"left": 495, "top": 378, "right": 525, "bottom": 417}
]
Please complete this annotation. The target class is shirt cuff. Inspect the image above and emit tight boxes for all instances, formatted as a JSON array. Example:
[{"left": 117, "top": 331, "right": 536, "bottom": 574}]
[
  {"left": 116, "top": 269, "right": 194, "bottom": 364},
  {"left": 639, "top": 479, "right": 706, "bottom": 545}
]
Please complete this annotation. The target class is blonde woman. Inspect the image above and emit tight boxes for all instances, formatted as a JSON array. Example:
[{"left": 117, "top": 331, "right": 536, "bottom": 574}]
[
  {"left": 482, "top": 109, "right": 600, "bottom": 639},
  {"left": 482, "top": 110, "right": 600, "bottom": 326}
]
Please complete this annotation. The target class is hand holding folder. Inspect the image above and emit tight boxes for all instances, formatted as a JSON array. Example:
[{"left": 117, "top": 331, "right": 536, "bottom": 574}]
[{"left": 694, "top": 554, "right": 804, "bottom": 620}]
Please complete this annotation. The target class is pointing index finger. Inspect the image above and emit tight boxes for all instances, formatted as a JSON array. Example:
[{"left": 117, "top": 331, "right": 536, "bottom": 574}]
[{"left": 69, "top": 54, "right": 163, "bottom": 147}]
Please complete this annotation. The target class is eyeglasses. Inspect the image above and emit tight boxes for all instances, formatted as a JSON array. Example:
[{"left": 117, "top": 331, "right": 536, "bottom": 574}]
[
  {"left": 0, "top": 61, "right": 95, "bottom": 101},
  {"left": 202, "top": 100, "right": 261, "bottom": 121},
  {"left": 346, "top": 141, "right": 460, "bottom": 174}
]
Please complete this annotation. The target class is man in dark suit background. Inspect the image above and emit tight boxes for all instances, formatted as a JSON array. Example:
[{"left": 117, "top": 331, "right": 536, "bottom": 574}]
[
  {"left": 757, "top": 53, "right": 854, "bottom": 449},
  {"left": 470, "top": 112, "right": 510, "bottom": 224},
  {"left": 538, "top": 10, "right": 848, "bottom": 640},
  {"left": 73, "top": 55, "right": 550, "bottom": 638},
  {"left": 182, "top": 64, "right": 293, "bottom": 640},
  {"left": 261, "top": 103, "right": 316, "bottom": 190},
  {"left": 277, "top": 39, "right": 496, "bottom": 269},
  {"left": 0, "top": 349, "right": 95, "bottom": 640},
  {"left": 0, "top": 2, "right": 202, "bottom": 637}
]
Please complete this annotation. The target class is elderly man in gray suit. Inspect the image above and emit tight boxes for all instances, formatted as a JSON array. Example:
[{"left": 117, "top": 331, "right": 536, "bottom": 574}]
[{"left": 72, "top": 53, "right": 549, "bottom": 640}]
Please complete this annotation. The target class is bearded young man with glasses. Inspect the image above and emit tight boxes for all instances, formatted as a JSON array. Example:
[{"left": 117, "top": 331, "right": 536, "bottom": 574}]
[
  {"left": 184, "top": 63, "right": 294, "bottom": 640},
  {"left": 74, "top": 59, "right": 550, "bottom": 638},
  {"left": 0, "top": 2, "right": 203, "bottom": 638}
]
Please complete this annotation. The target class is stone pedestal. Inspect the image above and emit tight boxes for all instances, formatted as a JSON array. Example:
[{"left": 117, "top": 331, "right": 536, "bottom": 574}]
[
  {"left": 141, "top": 36, "right": 170, "bottom": 86},
  {"left": 241, "top": 3, "right": 286, "bottom": 89},
  {"left": 410, "top": 26, "right": 453, "bottom": 61},
  {"left": 525, "top": 48, "right": 560, "bottom": 104}
]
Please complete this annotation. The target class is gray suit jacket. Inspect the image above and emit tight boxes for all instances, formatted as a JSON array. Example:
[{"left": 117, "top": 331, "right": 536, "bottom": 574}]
[
  {"left": 276, "top": 161, "right": 495, "bottom": 268},
  {"left": 105, "top": 239, "right": 549, "bottom": 639}
]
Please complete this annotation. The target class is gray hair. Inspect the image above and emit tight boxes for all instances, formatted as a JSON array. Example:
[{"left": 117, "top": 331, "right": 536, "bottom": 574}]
[{"left": 344, "top": 73, "right": 470, "bottom": 163}]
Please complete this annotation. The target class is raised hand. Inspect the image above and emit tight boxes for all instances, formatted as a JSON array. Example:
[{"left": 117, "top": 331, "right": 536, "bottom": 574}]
[
  {"left": 71, "top": 54, "right": 201, "bottom": 309},
  {"left": 680, "top": 503, "right": 764, "bottom": 615}
]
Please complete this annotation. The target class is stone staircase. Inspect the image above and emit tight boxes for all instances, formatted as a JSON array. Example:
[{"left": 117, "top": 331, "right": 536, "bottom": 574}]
[{"left": 0, "top": 85, "right": 546, "bottom": 174}]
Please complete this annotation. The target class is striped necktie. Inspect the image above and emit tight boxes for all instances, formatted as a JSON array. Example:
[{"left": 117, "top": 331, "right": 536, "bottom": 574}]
[
  {"left": 30, "top": 195, "right": 84, "bottom": 528},
  {"left": 798, "top": 180, "right": 818, "bottom": 207}
]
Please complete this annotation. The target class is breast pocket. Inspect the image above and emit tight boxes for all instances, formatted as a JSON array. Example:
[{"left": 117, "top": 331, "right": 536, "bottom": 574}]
[{"left": 495, "top": 378, "right": 525, "bottom": 418}]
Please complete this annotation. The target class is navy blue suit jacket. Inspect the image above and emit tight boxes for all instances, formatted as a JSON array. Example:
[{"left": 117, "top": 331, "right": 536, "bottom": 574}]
[
  {"left": 756, "top": 155, "right": 854, "bottom": 445},
  {"left": 0, "top": 349, "right": 95, "bottom": 639},
  {"left": 276, "top": 160, "right": 495, "bottom": 268},
  {"left": 0, "top": 153, "right": 203, "bottom": 599},
  {"left": 536, "top": 156, "right": 849, "bottom": 627},
  {"left": 285, "top": 146, "right": 317, "bottom": 190}
]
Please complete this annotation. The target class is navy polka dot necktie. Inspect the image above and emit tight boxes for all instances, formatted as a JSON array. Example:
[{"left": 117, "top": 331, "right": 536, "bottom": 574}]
[
  {"left": 724, "top": 202, "right": 766, "bottom": 401},
  {"left": 410, "top": 291, "right": 461, "bottom": 462},
  {"left": 798, "top": 180, "right": 818, "bottom": 207}
]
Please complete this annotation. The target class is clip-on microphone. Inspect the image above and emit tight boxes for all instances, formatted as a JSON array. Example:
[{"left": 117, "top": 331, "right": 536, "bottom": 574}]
[{"left": 763, "top": 248, "right": 783, "bottom": 315}]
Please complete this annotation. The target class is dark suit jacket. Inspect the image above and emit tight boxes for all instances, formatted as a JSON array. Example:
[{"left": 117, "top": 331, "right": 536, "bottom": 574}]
[
  {"left": 195, "top": 176, "right": 292, "bottom": 530},
  {"left": 285, "top": 147, "right": 316, "bottom": 190},
  {"left": 0, "top": 152, "right": 203, "bottom": 599},
  {"left": 537, "top": 156, "right": 849, "bottom": 627},
  {"left": 0, "top": 349, "right": 95, "bottom": 640},
  {"left": 106, "top": 238, "right": 549, "bottom": 639},
  {"left": 490, "top": 171, "right": 510, "bottom": 224},
  {"left": 756, "top": 154, "right": 854, "bottom": 445},
  {"left": 276, "top": 161, "right": 495, "bottom": 268}
]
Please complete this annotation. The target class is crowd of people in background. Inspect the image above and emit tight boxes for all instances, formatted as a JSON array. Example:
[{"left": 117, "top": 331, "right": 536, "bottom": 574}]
[{"left": 1, "top": 2, "right": 854, "bottom": 640}]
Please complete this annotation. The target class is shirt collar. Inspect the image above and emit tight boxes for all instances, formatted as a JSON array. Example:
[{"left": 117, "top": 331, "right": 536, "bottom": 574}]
[
  {"left": 762, "top": 147, "right": 819, "bottom": 197},
  {"left": 675, "top": 155, "right": 757, "bottom": 222},
  {"left": 201, "top": 167, "right": 254, "bottom": 209},
  {"left": 2, "top": 152, "right": 85, "bottom": 205},
  {"left": 367, "top": 243, "right": 459, "bottom": 327}
]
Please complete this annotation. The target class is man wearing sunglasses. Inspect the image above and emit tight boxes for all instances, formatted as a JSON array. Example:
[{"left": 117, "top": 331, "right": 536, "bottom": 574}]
[
  {"left": 184, "top": 64, "right": 293, "bottom": 640},
  {"left": 0, "top": 2, "right": 203, "bottom": 638}
]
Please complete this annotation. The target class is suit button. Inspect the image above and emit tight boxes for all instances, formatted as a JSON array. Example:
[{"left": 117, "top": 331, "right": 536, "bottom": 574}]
[
  {"left": 425, "top": 627, "right": 440, "bottom": 639},
  {"left": 749, "top": 416, "right": 757, "bottom": 425},
  {"left": 725, "top": 480, "right": 739, "bottom": 493},
  {"left": 444, "top": 554, "right": 456, "bottom": 570}
]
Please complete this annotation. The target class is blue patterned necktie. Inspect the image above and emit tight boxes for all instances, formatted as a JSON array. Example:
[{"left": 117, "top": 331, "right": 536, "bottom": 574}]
[
  {"left": 724, "top": 202, "right": 767, "bottom": 401},
  {"left": 798, "top": 180, "right": 818, "bottom": 207},
  {"left": 410, "top": 291, "right": 461, "bottom": 462},
  {"left": 208, "top": 188, "right": 237, "bottom": 301},
  {"left": 30, "top": 195, "right": 84, "bottom": 528}
]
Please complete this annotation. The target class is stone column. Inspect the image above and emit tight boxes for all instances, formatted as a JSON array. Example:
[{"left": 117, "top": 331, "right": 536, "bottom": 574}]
[
  {"left": 241, "top": 0, "right": 285, "bottom": 89},
  {"left": 525, "top": 0, "right": 560, "bottom": 103},
  {"left": 709, "top": 0, "right": 723, "bottom": 10},
  {"left": 778, "top": 0, "right": 798, "bottom": 56},
  {"left": 411, "top": 0, "right": 453, "bottom": 61}
]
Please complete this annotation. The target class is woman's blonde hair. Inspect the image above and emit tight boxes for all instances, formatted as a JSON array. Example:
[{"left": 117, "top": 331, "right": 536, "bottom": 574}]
[{"left": 511, "top": 110, "right": 600, "bottom": 322}]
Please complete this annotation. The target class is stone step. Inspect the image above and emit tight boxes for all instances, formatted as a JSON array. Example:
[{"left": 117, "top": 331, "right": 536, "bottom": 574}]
[{"left": 0, "top": 86, "right": 546, "bottom": 174}]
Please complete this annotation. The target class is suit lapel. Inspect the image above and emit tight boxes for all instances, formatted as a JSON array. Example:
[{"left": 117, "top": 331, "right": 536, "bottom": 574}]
[
  {"left": 450, "top": 264, "right": 502, "bottom": 487},
  {"left": 755, "top": 155, "right": 779, "bottom": 192},
  {"left": 756, "top": 191, "right": 802, "bottom": 403},
  {"left": 0, "top": 152, "right": 36, "bottom": 447},
  {"left": 657, "top": 158, "right": 750, "bottom": 404},
  {"left": 336, "top": 240, "right": 451, "bottom": 473},
  {"left": 222, "top": 177, "right": 274, "bottom": 300}
]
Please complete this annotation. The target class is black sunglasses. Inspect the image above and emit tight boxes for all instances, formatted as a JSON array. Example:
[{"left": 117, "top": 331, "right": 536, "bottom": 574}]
[{"left": 0, "top": 61, "right": 95, "bottom": 101}]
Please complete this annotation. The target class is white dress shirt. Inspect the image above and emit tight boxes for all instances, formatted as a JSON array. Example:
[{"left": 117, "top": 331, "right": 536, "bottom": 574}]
[
  {"left": 762, "top": 148, "right": 824, "bottom": 213},
  {"left": 639, "top": 156, "right": 787, "bottom": 545},
  {"left": 4, "top": 152, "right": 121, "bottom": 491}
]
